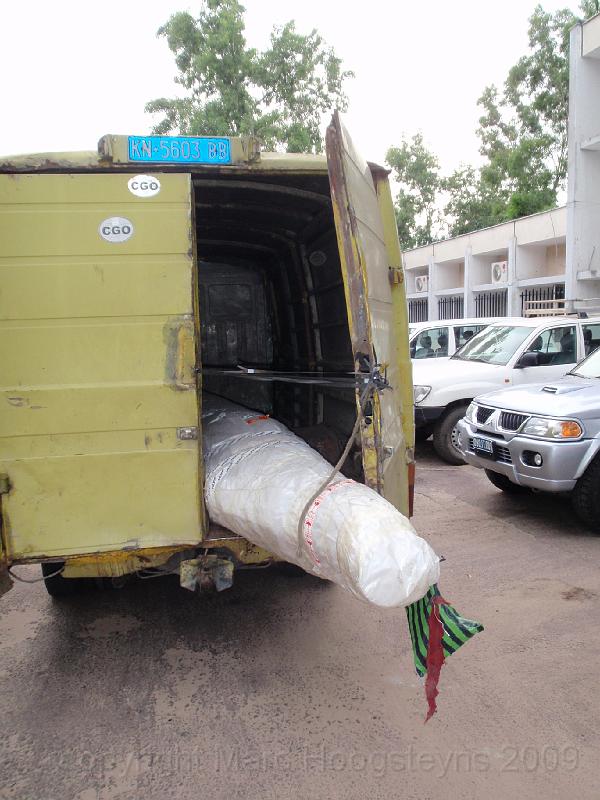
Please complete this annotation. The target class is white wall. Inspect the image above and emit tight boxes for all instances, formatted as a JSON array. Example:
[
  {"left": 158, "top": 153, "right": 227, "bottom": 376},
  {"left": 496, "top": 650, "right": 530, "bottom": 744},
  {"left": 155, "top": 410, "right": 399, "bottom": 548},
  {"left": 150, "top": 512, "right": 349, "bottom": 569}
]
[
  {"left": 567, "top": 18, "right": 600, "bottom": 309},
  {"left": 404, "top": 209, "right": 567, "bottom": 320}
]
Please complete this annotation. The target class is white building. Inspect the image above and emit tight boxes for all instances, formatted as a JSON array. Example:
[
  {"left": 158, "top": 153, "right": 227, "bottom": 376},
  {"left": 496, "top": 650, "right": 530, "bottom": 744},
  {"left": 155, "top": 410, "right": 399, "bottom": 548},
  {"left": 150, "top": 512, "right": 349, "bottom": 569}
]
[{"left": 404, "top": 12, "right": 600, "bottom": 324}]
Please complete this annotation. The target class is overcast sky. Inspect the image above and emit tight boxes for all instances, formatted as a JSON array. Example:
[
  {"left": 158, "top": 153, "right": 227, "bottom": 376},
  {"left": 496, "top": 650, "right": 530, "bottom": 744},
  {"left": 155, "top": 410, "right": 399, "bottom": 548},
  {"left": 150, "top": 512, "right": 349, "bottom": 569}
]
[{"left": 1, "top": 0, "right": 580, "bottom": 175}]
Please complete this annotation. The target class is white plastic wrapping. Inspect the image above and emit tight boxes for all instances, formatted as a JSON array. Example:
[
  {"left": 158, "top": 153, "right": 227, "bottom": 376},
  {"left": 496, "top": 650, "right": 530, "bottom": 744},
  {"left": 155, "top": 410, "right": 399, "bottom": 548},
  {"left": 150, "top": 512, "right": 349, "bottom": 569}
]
[{"left": 202, "top": 394, "right": 440, "bottom": 608}]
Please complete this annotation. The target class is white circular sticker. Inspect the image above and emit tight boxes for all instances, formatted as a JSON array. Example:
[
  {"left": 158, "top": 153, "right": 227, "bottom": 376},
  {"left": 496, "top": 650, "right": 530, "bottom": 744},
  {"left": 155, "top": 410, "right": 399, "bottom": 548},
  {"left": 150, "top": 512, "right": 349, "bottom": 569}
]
[
  {"left": 98, "top": 217, "right": 134, "bottom": 243},
  {"left": 127, "top": 175, "right": 161, "bottom": 198}
]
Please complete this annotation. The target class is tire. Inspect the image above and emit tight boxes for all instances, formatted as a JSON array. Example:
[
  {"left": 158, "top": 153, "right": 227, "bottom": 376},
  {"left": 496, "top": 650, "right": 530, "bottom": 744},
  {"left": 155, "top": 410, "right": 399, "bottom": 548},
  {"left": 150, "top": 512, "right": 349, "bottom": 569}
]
[
  {"left": 572, "top": 456, "right": 600, "bottom": 531},
  {"left": 484, "top": 469, "right": 530, "bottom": 495},
  {"left": 41, "top": 562, "right": 85, "bottom": 597},
  {"left": 432, "top": 405, "right": 468, "bottom": 465},
  {"left": 416, "top": 425, "right": 434, "bottom": 443}
]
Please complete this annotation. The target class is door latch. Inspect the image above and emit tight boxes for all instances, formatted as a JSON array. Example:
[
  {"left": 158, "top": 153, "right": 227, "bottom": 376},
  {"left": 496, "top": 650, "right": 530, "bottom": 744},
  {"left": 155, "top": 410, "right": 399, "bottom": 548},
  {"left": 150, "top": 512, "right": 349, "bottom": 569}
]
[{"left": 177, "top": 427, "right": 198, "bottom": 441}]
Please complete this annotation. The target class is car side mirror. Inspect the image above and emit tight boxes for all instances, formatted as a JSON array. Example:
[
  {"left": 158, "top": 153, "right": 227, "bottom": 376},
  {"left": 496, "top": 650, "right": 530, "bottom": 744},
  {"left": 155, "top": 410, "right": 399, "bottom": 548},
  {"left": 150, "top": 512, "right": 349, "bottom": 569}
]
[{"left": 516, "top": 351, "right": 540, "bottom": 368}]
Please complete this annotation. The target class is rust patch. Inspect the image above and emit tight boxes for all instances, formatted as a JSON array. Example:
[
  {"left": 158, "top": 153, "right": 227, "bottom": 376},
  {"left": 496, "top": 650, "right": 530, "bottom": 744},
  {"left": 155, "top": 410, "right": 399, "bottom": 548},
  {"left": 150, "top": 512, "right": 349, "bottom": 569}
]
[
  {"left": 561, "top": 586, "right": 596, "bottom": 601},
  {"left": 163, "top": 315, "right": 196, "bottom": 391},
  {"left": 0, "top": 158, "right": 64, "bottom": 172}
]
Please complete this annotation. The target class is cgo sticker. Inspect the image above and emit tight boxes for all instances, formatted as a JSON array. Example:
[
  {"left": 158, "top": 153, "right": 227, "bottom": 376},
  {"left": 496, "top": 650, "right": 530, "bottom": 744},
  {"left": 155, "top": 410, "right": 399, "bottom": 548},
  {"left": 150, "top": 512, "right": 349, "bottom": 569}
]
[
  {"left": 127, "top": 175, "right": 161, "bottom": 198},
  {"left": 99, "top": 217, "right": 134, "bottom": 243}
]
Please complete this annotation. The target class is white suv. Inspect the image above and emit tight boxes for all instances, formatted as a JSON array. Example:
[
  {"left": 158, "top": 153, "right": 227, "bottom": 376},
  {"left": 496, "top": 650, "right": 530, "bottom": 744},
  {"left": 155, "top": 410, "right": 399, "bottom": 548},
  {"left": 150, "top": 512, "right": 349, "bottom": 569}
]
[
  {"left": 413, "top": 316, "right": 600, "bottom": 464},
  {"left": 409, "top": 317, "right": 497, "bottom": 361}
]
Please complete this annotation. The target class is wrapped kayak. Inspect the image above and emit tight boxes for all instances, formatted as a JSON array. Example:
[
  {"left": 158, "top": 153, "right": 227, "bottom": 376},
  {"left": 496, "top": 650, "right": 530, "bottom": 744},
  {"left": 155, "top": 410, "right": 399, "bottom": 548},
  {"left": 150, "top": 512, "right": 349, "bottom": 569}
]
[{"left": 202, "top": 393, "right": 440, "bottom": 608}]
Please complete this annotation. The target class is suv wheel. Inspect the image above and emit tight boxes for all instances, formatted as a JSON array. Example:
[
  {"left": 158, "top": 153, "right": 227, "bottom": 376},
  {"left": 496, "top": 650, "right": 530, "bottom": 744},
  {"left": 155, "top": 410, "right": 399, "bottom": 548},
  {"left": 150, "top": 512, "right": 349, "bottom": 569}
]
[
  {"left": 484, "top": 469, "right": 529, "bottom": 494},
  {"left": 432, "top": 405, "right": 468, "bottom": 465},
  {"left": 572, "top": 456, "right": 600, "bottom": 531},
  {"left": 416, "top": 424, "right": 434, "bottom": 443}
]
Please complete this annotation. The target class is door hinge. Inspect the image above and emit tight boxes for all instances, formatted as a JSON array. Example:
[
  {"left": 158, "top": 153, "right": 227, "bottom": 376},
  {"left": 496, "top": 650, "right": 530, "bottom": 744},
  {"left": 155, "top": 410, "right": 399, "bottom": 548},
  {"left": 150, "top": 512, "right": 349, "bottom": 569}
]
[
  {"left": 177, "top": 427, "right": 198, "bottom": 441},
  {"left": 388, "top": 266, "right": 404, "bottom": 285},
  {"left": 0, "top": 475, "right": 10, "bottom": 495}
]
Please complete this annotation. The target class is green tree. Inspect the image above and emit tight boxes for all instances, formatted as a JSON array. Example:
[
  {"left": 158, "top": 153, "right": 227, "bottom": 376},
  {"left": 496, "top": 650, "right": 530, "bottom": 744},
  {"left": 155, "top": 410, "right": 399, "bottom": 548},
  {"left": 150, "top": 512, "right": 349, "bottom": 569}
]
[
  {"left": 392, "top": 1, "right": 599, "bottom": 243},
  {"left": 385, "top": 134, "right": 441, "bottom": 250},
  {"left": 444, "top": 1, "right": 598, "bottom": 236},
  {"left": 441, "top": 166, "right": 500, "bottom": 236},
  {"left": 145, "top": 0, "right": 353, "bottom": 153}
]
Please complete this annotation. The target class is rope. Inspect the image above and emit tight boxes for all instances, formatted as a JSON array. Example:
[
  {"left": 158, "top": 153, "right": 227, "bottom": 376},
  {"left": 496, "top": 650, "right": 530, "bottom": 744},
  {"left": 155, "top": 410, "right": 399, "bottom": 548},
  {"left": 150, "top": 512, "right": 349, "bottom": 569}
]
[
  {"left": 8, "top": 564, "right": 64, "bottom": 583},
  {"left": 296, "top": 378, "right": 375, "bottom": 560}
]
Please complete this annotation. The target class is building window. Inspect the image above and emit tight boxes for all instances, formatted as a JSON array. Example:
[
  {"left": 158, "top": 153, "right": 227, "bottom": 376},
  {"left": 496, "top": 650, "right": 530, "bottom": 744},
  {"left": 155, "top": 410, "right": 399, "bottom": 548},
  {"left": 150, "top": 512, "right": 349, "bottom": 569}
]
[
  {"left": 408, "top": 298, "right": 428, "bottom": 323},
  {"left": 438, "top": 295, "right": 464, "bottom": 320},
  {"left": 520, "top": 284, "right": 565, "bottom": 316},
  {"left": 474, "top": 289, "right": 507, "bottom": 318}
]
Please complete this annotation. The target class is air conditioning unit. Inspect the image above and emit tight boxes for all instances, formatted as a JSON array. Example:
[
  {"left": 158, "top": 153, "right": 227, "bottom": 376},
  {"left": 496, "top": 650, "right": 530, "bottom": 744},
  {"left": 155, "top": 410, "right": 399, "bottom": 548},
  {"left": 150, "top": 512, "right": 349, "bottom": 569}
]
[
  {"left": 415, "top": 275, "right": 429, "bottom": 293},
  {"left": 491, "top": 261, "right": 508, "bottom": 284}
]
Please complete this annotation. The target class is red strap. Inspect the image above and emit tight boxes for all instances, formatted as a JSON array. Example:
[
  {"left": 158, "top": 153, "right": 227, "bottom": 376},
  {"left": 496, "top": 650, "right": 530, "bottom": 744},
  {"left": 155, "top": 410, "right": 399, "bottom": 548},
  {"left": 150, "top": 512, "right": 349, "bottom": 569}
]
[
  {"left": 425, "top": 595, "right": 447, "bottom": 723},
  {"left": 303, "top": 479, "right": 355, "bottom": 565}
]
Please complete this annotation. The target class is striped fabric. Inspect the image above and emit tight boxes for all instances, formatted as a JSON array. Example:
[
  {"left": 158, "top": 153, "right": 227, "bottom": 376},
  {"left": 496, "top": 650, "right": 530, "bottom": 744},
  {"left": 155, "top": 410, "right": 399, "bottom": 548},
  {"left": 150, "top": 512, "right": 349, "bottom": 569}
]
[{"left": 406, "top": 584, "right": 483, "bottom": 678}]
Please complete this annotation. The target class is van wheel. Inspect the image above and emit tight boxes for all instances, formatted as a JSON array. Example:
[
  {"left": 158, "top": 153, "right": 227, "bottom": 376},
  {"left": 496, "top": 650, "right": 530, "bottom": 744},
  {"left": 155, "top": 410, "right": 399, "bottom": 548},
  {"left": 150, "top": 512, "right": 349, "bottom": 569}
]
[
  {"left": 484, "top": 469, "right": 529, "bottom": 494},
  {"left": 572, "top": 457, "right": 600, "bottom": 531},
  {"left": 41, "top": 562, "right": 84, "bottom": 597},
  {"left": 432, "top": 405, "right": 468, "bottom": 465}
]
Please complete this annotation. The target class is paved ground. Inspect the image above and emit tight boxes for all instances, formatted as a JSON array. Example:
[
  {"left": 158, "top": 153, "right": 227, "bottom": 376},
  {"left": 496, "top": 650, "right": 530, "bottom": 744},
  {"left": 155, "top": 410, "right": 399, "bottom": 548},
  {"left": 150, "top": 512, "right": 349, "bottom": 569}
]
[{"left": 1, "top": 444, "right": 600, "bottom": 800}]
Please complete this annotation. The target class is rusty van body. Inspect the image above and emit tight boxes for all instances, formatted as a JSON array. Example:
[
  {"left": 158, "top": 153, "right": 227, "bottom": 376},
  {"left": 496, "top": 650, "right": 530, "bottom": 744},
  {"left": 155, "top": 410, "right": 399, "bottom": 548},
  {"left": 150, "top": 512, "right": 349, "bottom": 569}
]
[{"left": 0, "top": 113, "right": 414, "bottom": 596}]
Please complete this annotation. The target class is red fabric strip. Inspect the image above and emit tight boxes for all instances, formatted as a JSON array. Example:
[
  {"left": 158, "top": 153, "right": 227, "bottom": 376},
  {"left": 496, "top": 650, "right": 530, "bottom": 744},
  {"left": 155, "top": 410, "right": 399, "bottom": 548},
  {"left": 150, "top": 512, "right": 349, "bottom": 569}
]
[{"left": 424, "top": 594, "right": 447, "bottom": 723}]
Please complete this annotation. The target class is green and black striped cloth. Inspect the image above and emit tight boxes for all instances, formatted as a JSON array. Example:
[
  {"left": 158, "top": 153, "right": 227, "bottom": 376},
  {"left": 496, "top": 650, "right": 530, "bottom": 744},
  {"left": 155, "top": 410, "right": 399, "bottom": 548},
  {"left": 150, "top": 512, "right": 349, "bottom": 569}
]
[{"left": 406, "top": 584, "right": 483, "bottom": 677}]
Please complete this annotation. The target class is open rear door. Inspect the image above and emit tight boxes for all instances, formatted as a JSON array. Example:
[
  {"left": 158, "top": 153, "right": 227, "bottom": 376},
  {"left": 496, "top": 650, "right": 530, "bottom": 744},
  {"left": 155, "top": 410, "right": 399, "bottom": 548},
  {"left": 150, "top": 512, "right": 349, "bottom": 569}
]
[
  {"left": 0, "top": 172, "right": 204, "bottom": 560},
  {"left": 326, "top": 111, "right": 412, "bottom": 514}
]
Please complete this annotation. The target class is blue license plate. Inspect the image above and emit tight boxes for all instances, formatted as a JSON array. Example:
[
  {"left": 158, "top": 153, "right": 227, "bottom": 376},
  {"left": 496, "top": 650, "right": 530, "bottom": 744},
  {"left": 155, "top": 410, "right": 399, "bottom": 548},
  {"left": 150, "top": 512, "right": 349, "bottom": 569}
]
[
  {"left": 472, "top": 436, "right": 494, "bottom": 454},
  {"left": 128, "top": 136, "right": 231, "bottom": 164}
]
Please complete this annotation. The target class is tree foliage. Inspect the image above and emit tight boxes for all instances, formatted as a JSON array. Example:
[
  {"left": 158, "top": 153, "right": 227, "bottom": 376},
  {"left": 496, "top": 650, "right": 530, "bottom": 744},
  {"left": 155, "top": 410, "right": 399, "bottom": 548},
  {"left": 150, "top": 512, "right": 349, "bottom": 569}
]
[
  {"left": 390, "top": 1, "right": 599, "bottom": 247},
  {"left": 145, "top": 0, "right": 353, "bottom": 153},
  {"left": 386, "top": 135, "right": 441, "bottom": 249}
]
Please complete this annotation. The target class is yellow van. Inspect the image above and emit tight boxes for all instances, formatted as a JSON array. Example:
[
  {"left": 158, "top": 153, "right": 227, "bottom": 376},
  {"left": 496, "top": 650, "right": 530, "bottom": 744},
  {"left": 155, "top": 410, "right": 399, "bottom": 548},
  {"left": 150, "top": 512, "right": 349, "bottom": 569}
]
[{"left": 0, "top": 113, "right": 414, "bottom": 597}]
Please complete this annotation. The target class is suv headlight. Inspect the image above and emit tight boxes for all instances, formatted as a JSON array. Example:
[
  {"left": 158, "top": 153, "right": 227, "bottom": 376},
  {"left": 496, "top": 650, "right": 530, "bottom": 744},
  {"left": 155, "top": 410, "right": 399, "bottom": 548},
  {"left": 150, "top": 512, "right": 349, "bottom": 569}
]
[
  {"left": 413, "top": 385, "right": 431, "bottom": 404},
  {"left": 464, "top": 402, "right": 477, "bottom": 424},
  {"left": 521, "top": 417, "right": 583, "bottom": 439}
]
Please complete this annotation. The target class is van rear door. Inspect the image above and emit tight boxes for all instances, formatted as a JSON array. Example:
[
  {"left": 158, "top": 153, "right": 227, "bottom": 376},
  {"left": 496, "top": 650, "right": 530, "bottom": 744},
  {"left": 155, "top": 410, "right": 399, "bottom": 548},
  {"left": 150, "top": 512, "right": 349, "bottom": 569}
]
[
  {"left": 326, "top": 112, "right": 411, "bottom": 514},
  {"left": 0, "top": 172, "right": 204, "bottom": 561}
]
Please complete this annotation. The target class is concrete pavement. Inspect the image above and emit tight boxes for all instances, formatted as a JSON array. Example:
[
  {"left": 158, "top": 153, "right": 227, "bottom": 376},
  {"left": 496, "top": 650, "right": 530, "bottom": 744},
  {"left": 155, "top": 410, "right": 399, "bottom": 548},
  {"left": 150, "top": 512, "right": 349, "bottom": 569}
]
[{"left": 1, "top": 443, "right": 599, "bottom": 799}]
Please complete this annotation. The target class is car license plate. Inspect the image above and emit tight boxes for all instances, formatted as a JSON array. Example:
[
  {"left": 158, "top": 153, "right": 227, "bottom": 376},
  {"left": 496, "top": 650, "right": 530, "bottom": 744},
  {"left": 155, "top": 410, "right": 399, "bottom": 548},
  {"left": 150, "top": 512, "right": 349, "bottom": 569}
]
[
  {"left": 472, "top": 436, "right": 494, "bottom": 455},
  {"left": 127, "top": 135, "right": 231, "bottom": 164}
]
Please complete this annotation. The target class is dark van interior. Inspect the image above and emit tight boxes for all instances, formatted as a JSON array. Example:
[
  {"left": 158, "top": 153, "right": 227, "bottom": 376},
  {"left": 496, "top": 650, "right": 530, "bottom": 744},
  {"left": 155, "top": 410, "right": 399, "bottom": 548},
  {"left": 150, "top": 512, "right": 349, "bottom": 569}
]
[{"left": 194, "top": 172, "right": 363, "bottom": 478}]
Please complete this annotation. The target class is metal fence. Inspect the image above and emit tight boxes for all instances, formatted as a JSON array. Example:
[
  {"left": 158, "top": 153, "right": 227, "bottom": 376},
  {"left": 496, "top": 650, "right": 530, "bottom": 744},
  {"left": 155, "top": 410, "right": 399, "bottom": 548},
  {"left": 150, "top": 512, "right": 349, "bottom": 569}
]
[
  {"left": 408, "top": 298, "right": 428, "bottom": 323},
  {"left": 474, "top": 289, "right": 507, "bottom": 318},
  {"left": 519, "top": 283, "right": 565, "bottom": 316},
  {"left": 438, "top": 295, "right": 464, "bottom": 320}
]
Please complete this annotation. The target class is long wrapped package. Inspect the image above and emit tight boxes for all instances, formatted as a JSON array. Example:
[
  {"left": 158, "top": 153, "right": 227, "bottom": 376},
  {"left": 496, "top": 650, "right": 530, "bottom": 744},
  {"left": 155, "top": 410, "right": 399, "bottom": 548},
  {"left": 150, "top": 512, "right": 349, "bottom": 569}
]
[{"left": 202, "top": 393, "right": 440, "bottom": 608}]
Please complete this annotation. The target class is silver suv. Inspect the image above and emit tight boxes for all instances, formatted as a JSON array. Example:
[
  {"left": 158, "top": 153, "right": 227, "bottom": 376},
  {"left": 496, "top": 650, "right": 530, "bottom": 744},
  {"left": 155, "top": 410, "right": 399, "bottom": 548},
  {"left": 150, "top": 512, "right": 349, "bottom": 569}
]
[{"left": 456, "top": 344, "right": 600, "bottom": 530}]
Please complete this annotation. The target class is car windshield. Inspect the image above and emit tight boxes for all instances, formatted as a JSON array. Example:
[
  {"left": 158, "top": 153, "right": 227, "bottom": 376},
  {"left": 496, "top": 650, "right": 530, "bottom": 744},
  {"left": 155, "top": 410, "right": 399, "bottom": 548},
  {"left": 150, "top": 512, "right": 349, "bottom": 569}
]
[
  {"left": 452, "top": 325, "right": 533, "bottom": 366},
  {"left": 570, "top": 347, "right": 600, "bottom": 378}
]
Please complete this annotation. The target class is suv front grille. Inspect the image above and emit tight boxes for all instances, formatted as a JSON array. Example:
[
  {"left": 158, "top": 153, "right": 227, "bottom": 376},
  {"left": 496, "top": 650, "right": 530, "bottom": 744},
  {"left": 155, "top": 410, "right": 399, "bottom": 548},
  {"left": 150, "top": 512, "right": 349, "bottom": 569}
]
[
  {"left": 499, "top": 411, "right": 528, "bottom": 431},
  {"left": 495, "top": 445, "right": 513, "bottom": 464},
  {"left": 476, "top": 406, "right": 494, "bottom": 424},
  {"left": 468, "top": 438, "right": 513, "bottom": 465}
]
